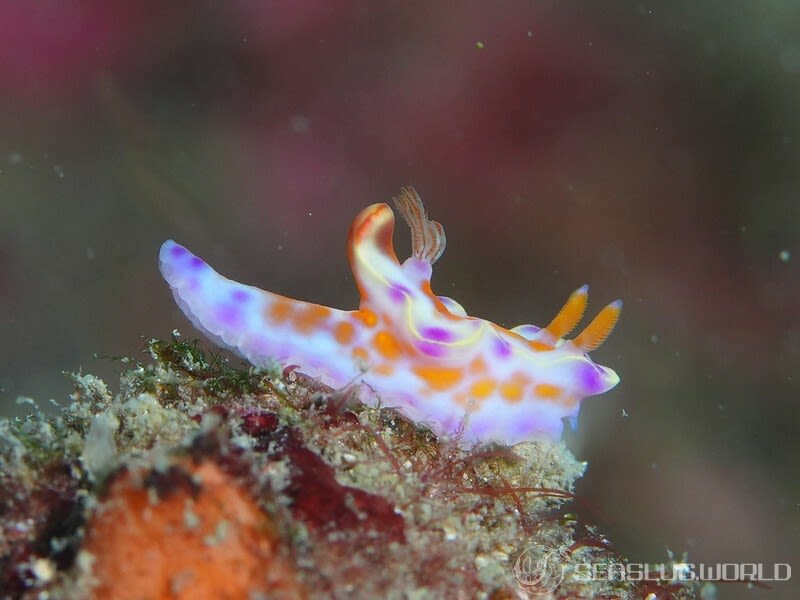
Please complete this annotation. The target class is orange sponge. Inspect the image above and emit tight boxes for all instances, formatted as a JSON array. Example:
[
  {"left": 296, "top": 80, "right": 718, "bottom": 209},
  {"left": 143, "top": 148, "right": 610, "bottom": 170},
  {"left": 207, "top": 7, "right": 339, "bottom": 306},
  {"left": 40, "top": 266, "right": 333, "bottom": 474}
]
[{"left": 82, "top": 459, "right": 303, "bottom": 600}]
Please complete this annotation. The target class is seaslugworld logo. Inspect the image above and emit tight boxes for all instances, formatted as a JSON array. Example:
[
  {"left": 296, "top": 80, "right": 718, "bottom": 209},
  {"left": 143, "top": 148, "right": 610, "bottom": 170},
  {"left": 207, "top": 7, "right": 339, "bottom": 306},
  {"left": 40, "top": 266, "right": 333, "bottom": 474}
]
[
  {"left": 571, "top": 561, "right": 791, "bottom": 583},
  {"left": 512, "top": 546, "right": 569, "bottom": 594},
  {"left": 512, "top": 546, "right": 791, "bottom": 593}
]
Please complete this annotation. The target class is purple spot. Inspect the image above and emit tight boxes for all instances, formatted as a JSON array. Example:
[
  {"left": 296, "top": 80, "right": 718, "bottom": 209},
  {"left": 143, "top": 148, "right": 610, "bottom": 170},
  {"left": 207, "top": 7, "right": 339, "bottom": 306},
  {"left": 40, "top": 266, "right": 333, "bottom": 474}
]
[
  {"left": 388, "top": 283, "right": 411, "bottom": 303},
  {"left": 393, "top": 392, "right": 419, "bottom": 409},
  {"left": 170, "top": 245, "right": 187, "bottom": 258},
  {"left": 578, "top": 362, "right": 602, "bottom": 394},
  {"left": 439, "top": 414, "right": 460, "bottom": 435},
  {"left": 248, "top": 335, "right": 271, "bottom": 356},
  {"left": 216, "top": 303, "right": 243, "bottom": 328},
  {"left": 409, "top": 258, "right": 432, "bottom": 276},
  {"left": 416, "top": 341, "right": 447, "bottom": 358},
  {"left": 231, "top": 289, "right": 250, "bottom": 303},
  {"left": 190, "top": 256, "right": 206, "bottom": 270},
  {"left": 493, "top": 336, "right": 512, "bottom": 358},
  {"left": 421, "top": 326, "right": 453, "bottom": 343},
  {"left": 469, "top": 417, "right": 494, "bottom": 439}
]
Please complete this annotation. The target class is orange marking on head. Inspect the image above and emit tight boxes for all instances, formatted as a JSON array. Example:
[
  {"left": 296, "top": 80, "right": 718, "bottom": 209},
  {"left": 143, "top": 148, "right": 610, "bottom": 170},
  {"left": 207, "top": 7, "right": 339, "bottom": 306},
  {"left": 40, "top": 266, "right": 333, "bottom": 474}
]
[
  {"left": 573, "top": 300, "right": 622, "bottom": 352},
  {"left": 347, "top": 204, "right": 398, "bottom": 300},
  {"left": 267, "top": 299, "right": 294, "bottom": 324},
  {"left": 333, "top": 321, "right": 355, "bottom": 345},
  {"left": 354, "top": 309, "right": 378, "bottom": 328},
  {"left": 543, "top": 285, "right": 588, "bottom": 339},
  {"left": 534, "top": 383, "right": 563, "bottom": 399},
  {"left": 469, "top": 378, "right": 496, "bottom": 398},
  {"left": 293, "top": 304, "right": 331, "bottom": 334},
  {"left": 373, "top": 363, "right": 394, "bottom": 376},
  {"left": 412, "top": 366, "right": 463, "bottom": 391},
  {"left": 373, "top": 331, "right": 403, "bottom": 359}
]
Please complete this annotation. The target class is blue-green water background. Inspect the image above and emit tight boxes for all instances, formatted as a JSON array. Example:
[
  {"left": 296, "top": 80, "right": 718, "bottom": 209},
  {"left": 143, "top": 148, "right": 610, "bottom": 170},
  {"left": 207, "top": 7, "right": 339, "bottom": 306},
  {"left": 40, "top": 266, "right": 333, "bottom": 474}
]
[{"left": 1, "top": 3, "right": 797, "bottom": 598}]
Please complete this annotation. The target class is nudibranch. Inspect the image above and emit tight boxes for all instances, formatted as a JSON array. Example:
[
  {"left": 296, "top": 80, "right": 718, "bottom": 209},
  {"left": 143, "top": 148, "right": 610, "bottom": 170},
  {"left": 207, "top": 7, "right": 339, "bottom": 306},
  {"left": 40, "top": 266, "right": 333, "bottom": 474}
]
[{"left": 159, "top": 188, "right": 621, "bottom": 446}]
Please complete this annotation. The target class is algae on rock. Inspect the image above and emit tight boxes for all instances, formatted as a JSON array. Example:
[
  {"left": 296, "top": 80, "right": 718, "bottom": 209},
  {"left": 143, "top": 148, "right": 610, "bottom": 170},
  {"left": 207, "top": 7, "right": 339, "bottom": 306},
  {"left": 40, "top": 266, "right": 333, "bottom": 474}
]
[{"left": 0, "top": 336, "right": 704, "bottom": 599}]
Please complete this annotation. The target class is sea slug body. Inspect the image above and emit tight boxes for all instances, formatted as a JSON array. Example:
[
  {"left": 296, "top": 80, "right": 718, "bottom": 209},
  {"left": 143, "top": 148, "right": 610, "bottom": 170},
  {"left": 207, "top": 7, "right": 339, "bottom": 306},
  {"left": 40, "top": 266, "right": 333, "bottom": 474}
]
[{"left": 159, "top": 188, "right": 621, "bottom": 446}]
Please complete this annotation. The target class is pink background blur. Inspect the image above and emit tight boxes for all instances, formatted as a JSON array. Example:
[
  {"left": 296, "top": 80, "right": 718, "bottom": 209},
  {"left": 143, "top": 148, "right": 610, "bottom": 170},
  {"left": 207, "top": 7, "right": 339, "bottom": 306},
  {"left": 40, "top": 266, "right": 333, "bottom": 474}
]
[{"left": 1, "top": 3, "right": 797, "bottom": 598}]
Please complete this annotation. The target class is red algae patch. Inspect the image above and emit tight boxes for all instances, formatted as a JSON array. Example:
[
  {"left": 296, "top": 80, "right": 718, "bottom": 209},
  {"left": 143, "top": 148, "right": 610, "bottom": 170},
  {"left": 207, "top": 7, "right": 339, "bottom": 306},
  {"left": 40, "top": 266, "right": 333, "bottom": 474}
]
[{"left": 82, "top": 459, "right": 303, "bottom": 600}]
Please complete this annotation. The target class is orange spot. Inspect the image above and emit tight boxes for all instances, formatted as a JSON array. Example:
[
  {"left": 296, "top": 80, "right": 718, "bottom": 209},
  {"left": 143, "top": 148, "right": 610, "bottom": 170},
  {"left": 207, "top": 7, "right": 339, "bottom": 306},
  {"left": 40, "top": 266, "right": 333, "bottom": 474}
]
[
  {"left": 333, "top": 321, "right": 356, "bottom": 345},
  {"left": 374, "top": 331, "right": 402, "bottom": 359},
  {"left": 83, "top": 460, "right": 303, "bottom": 600},
  {"left": 469, "top": 356, "right": 488, "bottom": 374},
  {"left": 267, "top": 298, "right": 294, "bottom": 324},
  {"left": 352, "top": 347, "right": 369, "bottom": 361},
  {"left": 454, "top": 391, "right": 476, "bottom": 408},
  {"left": 469, "top": 378, "right": 496, "bottom": 398},
  {"left": 529, "top": 340, "right": 555, "bottom": 352},
  {"left": 373, "top": 363, "right": 394, "bottom": 376},
  {"left": 499, "top": 373, "right": 532, "bottom": 404},
  {"left": 562, "top": 395, "right": 579, "bottom": 409},
  {"left": 293, "top": 304, "right": 331, "bottom": 333},
  {"left": 499, "top": 383, "right": 523, "bottom": 403},
  {"left": 413, "top": 366, "right": 463, "bottom": 391},
  {"left": 354, "top": 309, "right": 378, "bottom": 328},
  {"left": 534, "top": 383, "right": 563, "bottom": 399}
]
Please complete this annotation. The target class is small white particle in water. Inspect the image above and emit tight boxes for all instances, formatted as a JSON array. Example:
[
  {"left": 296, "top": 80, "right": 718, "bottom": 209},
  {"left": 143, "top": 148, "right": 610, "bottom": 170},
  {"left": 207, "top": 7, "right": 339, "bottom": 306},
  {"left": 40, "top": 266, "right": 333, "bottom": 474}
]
[
  {"left": 86, "top": 247, "right": 95, "bottom": 260},
  {"left": 308, "top": 211, "right": 313, "bottom": 216},
  {"left": 779, "top": 249, "right": 791, "bottom": 262},
  {"left": 8, "top": 152, "right": 23, "bottom": 165},
  {"left": 527, "top": 31, "right": 532, "bottom": 38},
  {"left": 54, "top": 164, "right": 65, "bottom": 178},
  {"left": 476, "top": 41, "right": 485, "bottom": 49},
  {"left": 650, "top": 334, "right": 659, "bottom": 344},
  {"left": 289, "top": 114, "right": 310, "bottom": 134},
  {"left": 621, "top": 408, "right": 629, "bottom": 417}
]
